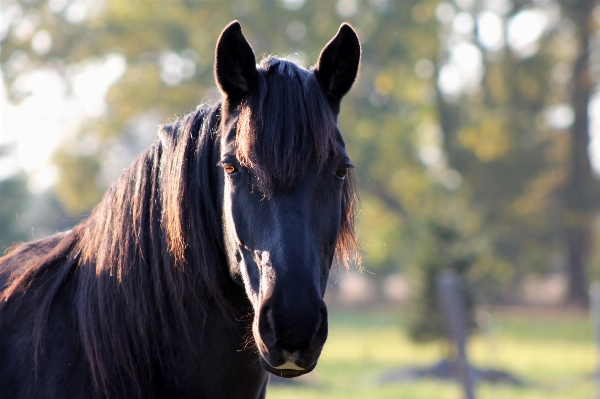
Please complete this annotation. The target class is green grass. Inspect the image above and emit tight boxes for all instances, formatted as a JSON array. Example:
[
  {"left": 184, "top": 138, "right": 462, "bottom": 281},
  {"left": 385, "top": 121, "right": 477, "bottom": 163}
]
[{"left": 266, "top": 308, "right": 595, "bottom": 399}]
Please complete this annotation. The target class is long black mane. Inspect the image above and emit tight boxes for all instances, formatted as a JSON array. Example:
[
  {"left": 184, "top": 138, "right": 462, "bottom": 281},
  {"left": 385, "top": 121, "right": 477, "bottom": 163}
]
[
  {"left": 1, "top": 105, "right": 225, "bottom": 395},
  {"left": 0, "top": 57, "right": 358, "bottom": 397}
]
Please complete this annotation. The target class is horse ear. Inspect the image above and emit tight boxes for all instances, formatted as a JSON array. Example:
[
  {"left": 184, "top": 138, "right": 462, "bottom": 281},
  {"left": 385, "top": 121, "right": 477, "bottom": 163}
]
[
  {"left": 214, "top": 21, "right": 257, "bottom": 99},
  {"left": 315, "top": 23, "right": 361, "bottom": 107}
]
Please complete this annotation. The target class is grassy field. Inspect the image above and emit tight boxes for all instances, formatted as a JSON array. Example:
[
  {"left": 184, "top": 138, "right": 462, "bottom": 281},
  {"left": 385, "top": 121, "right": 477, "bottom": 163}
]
[{"left": 266, "top": 307, "right": 595, "bottom": 399}]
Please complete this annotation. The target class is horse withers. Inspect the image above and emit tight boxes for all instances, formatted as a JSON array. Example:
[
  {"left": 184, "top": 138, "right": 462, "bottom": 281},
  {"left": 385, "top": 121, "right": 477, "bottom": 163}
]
[{"left": 0, "top": 21, "right": 361, "bottom": 399}]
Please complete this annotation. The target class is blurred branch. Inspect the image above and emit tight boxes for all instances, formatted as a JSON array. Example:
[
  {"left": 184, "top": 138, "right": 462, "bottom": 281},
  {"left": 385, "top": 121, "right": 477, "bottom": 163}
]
[{"left": 361, "top": 179, "right": 408, "bottom": 218}]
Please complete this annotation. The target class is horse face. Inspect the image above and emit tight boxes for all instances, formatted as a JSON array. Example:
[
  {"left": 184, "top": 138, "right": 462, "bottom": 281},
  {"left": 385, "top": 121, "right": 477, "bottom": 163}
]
[
  {"left": 220, "top": 138, "right": 349, "bottom": 377},
  {"left": 214, "top": 21, "right": 360, "bottom": 378}
]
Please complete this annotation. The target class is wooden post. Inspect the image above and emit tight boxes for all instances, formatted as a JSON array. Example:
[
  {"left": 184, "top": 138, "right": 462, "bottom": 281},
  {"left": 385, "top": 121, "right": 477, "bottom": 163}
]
[
  {"left": 590, "top": 282, "right": 600, "bottom": 399},
  {"left": 436, "top": 270, "right": 475, "bottom": 399}
]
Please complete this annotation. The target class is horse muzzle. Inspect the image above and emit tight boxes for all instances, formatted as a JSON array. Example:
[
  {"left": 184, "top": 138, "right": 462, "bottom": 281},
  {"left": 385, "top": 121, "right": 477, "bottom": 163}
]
[{"left": 254, "top": 300, "right": 328, "bottom": 378}]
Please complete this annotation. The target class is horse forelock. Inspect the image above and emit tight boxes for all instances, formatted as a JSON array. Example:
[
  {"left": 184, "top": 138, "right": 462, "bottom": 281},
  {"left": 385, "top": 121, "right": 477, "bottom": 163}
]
[{"left": 235, "top": 57, "right": 339, "bottom": 193}]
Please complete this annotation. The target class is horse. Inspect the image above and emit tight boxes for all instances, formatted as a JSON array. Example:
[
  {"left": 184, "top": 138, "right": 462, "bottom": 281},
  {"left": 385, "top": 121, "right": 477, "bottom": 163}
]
[{"left": 0, "top": 21, "right": 361, "bottom": 399}]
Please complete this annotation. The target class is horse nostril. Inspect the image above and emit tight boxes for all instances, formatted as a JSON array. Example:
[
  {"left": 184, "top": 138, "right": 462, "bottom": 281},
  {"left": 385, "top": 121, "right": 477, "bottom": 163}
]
[
  {"left": 266, "top": 307, "right": 275, "bottom": 331},
  {"left": 258, "top": 305, "right": 276, "bottom": 346},
  {"left": 311, "top": 306, "right": 328, "bottom": 346}
]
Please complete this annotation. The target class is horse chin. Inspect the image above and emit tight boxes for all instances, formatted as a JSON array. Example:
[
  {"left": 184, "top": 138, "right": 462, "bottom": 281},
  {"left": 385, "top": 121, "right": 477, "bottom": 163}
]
[{"left": 259, "top": 357, "right": 317, "bottom": 378}]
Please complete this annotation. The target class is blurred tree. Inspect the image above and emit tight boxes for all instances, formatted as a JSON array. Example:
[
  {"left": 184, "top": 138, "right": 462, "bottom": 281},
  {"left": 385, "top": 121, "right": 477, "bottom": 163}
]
[
  {"left": 0, "top": 144, "right": 31, "bottom": 253},
  {"left": 0, "top": 174, "right": 31, "bottom": 253},
  {"left": 407, "top": 217, "right": 478, "bottom": 344},
  {"left": 557, "top": 0, "right": 599, "bottom": 306},
  {"left": 435, "top": 1, "right": 562, "bottom": 300},
  {"left": 434, "top": 0, "right": 600, "bottom": 307}
]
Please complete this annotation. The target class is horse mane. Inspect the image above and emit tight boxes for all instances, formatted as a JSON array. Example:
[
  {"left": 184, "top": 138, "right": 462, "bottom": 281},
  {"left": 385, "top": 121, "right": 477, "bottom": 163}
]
[
  {"left": 0, "top": 104, "right": 225, "bottom": 396},
  {"left": 236, "top": 57, "right": 360, "bottom": 268}
]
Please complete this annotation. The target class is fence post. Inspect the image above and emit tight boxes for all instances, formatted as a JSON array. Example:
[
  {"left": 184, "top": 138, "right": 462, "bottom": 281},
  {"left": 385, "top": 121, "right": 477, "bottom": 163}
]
[
  {"left": 436, "top": 270, "right": 475, "bottom": 399},
  {"left": 590, "top": 282, "right": 600, "bottom": 399}
]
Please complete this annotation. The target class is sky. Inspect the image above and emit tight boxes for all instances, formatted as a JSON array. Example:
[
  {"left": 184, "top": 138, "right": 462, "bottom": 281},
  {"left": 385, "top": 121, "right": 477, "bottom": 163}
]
[{"left": 0, "top": 55, "right": 125, "bottom": 192}]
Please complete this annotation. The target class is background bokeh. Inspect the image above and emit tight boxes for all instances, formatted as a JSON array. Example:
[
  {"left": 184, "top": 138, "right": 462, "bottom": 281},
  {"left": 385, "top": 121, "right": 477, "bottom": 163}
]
[{"left": 1, "top": 0, "right": 598, "bottom": 397}]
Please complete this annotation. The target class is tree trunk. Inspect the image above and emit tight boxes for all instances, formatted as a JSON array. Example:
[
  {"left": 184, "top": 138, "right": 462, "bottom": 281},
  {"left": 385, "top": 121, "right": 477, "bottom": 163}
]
[{"left": 562, "top": 0, "right": 596, "bottom": 307}]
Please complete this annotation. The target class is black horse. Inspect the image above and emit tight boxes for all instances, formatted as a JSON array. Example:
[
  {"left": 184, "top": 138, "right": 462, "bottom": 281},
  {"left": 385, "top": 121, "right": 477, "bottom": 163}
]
[{"left": 0, "top": 21, "right": 361, "bottom": 399}]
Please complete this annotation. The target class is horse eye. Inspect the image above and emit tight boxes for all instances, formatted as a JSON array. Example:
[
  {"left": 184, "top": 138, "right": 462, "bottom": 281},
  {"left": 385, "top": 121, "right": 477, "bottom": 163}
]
[
  {"left": 224, "top": 164, "right": 238, "bottom": 175},
  {"left": 335, "top": 166, "right": 349, "bottom": 179}
]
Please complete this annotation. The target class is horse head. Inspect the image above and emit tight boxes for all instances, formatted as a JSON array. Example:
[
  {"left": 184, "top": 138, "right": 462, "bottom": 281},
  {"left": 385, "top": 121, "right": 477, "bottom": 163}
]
[{"left": 214, "top": 21, "right": 360, "bottom": 378}]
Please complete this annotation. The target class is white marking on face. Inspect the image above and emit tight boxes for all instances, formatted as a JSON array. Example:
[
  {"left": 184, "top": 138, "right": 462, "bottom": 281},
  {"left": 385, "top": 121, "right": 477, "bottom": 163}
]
[
  {"left": 273, "top": 361, "right": 306, "bottom": 371},
  {"left": 256, "top": 250, "right": 275, "bottom": 300},
  {"left": 255, "top": 250, "right": 272, "bottom": 270},
  {"left": 273, "top": 350, "right": 304, "bottom": 370}
]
